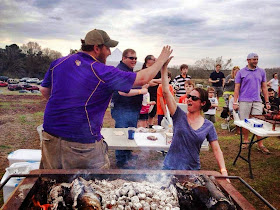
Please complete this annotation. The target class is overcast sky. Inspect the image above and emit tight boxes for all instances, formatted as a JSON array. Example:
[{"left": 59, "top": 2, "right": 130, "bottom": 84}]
[{"left": 1, "top": 0, "right": 280, "bottom": 68}]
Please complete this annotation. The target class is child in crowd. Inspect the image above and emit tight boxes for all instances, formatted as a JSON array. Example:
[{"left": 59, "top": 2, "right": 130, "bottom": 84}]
[
  {"left": 179, "top": 80, "right": 195, "bottom": 104},
  {"left": 157, "top": 71, "right": 174, "bottom": 125},
  {"left": 138, "top": 84, "right": 156, "bottom": 127},
  {"left": 204, "top": 87, "right": 218, "bottom": 123}
]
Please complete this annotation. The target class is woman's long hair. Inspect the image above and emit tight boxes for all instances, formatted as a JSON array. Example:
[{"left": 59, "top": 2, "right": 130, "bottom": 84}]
[
  {"left": 194, "top": 88, "right": 211, "bottom": 112},
  {"left": 142, "top": 55, "right": 154, "bottom": 69},
  {"left": 231, "top": 66, "right": 240, "bottom": 79}
]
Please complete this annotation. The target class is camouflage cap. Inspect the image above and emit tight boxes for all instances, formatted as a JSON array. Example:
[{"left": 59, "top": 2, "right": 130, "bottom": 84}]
[{"left": 84, "top": 29, "right": 118, "bottom": 47}]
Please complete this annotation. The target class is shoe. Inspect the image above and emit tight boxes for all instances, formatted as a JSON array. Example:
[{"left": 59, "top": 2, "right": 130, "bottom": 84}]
[
  {"left": 116, "top": 162, "right": 136, "bottom": 169},
  {"left": 116, "top": 162, "right": 125, "bottom": 168},
  {"left": 241, "top": 143, "right": 249, "bottom": 149},
  {"left": 121, "top": 165, "right": 136, "bottom": 169},
  {"left": 128, "top": 154, "right": 138, "bottom": 160},
  {"left": 257, "top": 145, "right": 271, "bottom": 154}
]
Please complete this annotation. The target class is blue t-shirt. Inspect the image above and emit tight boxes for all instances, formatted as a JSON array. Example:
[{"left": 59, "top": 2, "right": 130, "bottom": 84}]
[
  {"left": 164, "top": 107, "right": 217, "bottom": 170},
  {"left": 41, "top": 52, "right": 136, "bottom": 143}
]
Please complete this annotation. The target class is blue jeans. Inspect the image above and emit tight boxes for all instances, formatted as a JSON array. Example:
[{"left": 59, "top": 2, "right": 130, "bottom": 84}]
[{"left": 111, "top": 107, "right": 139, "bottom": 166}]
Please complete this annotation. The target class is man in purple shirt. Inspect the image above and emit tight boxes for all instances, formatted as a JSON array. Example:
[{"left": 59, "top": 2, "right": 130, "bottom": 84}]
[
  {"left": 39, "top": 29, "right": 173, "bottom": 169},
  {"left": 233, "top": 53, "right": 271, "bottom": 154}
]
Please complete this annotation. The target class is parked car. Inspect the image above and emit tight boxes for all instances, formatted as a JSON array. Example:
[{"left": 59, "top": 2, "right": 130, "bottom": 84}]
[
  {"left": 37, "top": 80, "right": 43, "bottom": 85},
  {"left": 24, "top": 85, "right": 40, "bottom": 91},
  {"left": 8, "top": 84, "right": 23, "bottom": 91},
  {"left": 0, "top": 76, "right": 9, "bottom": 82},
  {"left": 19, "top": 89, "right": 30, "bottom": 93},
  {"left": 19, "top": 77, "right": 30, "bottom": 82},
  {"left": 0, "top": 81, "right": 8, "bottom": 87},
  {"left": 31, "top": 90, "right": 40, "bottom": 94},
  {"left": 18, "top": 82, "right": 28, "bottom": 86},
  {"left": 7, "top": 78, "right": 19, "bottom": 84},
  {"left": 26, "top": 78, "right": 39, "bottom": 83}
]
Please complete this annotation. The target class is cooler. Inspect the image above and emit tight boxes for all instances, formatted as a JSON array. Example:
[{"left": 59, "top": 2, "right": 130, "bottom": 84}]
[{"left": 7, "top": 149, "right": 41, "bottom": 166}]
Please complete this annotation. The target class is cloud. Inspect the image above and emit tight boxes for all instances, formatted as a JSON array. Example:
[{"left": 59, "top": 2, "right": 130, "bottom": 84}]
[
  {"left": 32, "top": 0, "right": 62, "bottom": 9},
  {"left": 49, "top": 16, "right": 62, "bottom": 21},
  {"left": 0, "top": 0, "right": 279, "bottom": 67}
]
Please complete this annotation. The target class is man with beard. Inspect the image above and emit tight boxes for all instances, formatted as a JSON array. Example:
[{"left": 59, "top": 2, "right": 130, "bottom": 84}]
[
  {"left": 262, "top": 88, "right": 280, "bottom": 113},
  {"left": 233, "top": 53, "right": 271, "bottom": 154},
  {"left": 39, "top": 29, "right": 173, "bottom": 169}
]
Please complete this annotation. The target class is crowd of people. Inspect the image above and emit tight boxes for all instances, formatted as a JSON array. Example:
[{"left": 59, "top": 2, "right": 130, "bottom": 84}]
[{"left": 39, "top": 29, "right": 277, "bottom": 174}]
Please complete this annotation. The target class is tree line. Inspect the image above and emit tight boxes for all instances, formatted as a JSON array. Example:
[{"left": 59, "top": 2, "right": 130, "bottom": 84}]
[
  {"left": 0, "top": 42, "right": 62, "bottom": 79},
  {"left": 1, "top": 42, "right": 279, "bottom": 81}
]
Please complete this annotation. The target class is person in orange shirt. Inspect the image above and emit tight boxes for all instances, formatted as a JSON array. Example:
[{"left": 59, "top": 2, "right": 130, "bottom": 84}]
[
  {"left": 157, "top": 71, "right": 174, "bottom": 125},
  {"left": 179, "top": 80, "right": 195, "bottom": 104}
]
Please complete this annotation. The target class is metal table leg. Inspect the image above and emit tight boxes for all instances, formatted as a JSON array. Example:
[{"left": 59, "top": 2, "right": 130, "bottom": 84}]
[
  {"left": 233, "top": 127, "right": 246, "bottom": 165},
  {"left": 233, "top": 127, "right": 268, "bottom": 178},
  {"left": 248, "top": 134, "right": 255, "bottom": 178}
]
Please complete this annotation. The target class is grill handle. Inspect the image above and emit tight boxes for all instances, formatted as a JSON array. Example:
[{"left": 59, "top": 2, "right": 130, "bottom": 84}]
[{"left": 215, "top": 175, "right": 277, "bottom": 210}]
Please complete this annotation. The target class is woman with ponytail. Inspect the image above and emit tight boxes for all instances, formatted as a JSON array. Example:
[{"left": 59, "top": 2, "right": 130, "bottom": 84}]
[{"left": 142, "top": 55, "right": 162, "bottom": 127}]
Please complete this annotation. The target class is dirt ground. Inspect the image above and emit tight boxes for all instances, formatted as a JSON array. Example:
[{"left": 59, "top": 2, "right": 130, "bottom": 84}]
[{"left": 0, "top": 94, "right": 280, "bottom": 209}]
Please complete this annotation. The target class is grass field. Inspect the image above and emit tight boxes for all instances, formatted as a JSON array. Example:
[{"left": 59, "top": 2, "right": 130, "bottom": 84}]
[{"left": 0, "top": 89, "right": 279, "bottom": 209}]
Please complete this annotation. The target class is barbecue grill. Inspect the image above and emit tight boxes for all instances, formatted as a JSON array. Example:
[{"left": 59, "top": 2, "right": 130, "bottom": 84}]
[{"left": 1, "top": 169, "right": 272, "bottom": 209}]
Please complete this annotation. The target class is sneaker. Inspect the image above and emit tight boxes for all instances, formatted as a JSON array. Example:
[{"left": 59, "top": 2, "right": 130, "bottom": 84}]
[
  {"left": 257, "top": 145, "right": 271, "bottom": 154},
  {"left": 121, "top": 165, "right": 136, "bottom": 169},
  {"left": 128, "top": 154, "right": 139, "bottom": 160},
  {"left": 241, "top": 143, "right": 249, "bottom": 149},
  {"left": 116, "top": 162, "right": 126, "bottom": 168}
]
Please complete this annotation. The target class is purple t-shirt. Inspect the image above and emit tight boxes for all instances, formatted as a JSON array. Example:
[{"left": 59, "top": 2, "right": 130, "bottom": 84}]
[
  {"left": 41, "top": 52, "right": 136, "bottom": 143},
  {"left": 163, "top": 107, "right": 217, "bottom": 170},
  {"left": 235, "top": 66, "right": 266, "bottom": 102}
]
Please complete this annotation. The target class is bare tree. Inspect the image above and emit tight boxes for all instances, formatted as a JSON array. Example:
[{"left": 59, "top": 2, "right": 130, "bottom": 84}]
[
  {"left": 195, "top": 56, "right": 232, "bottom": 70},
  {"left": 42, "top": 48, "right": 62, "bottom": 60},
  {"left": 21, "top": 42, "right": 42, "bottom": 56},
  {"left": 69, "top": 49, "right": 78, "bottom": 54}
]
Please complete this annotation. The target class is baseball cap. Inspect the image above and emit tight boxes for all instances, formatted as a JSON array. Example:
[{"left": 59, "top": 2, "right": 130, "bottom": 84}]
[
  {"left": 84, "top": 29, "right": 118, "bottom": 47},
  {"left": 247, "top": 53, "right": 258, "bottom": 59}
]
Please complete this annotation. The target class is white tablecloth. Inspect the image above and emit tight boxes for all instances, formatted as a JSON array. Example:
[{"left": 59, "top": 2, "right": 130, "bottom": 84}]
[
  {"left": 134, "top": 133, "right": 169, "bottom": 148},
  {"left": 234, "top": 119, "right": 280, "bottom": 136}
]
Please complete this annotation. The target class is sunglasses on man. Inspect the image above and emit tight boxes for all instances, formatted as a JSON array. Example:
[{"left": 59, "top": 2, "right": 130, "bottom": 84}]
[
  {"left": 126, "top": 56, "right": 137, "bottom": 61},
  {"left": 187, "top": 94, "right": 201, "bottom": 101}
]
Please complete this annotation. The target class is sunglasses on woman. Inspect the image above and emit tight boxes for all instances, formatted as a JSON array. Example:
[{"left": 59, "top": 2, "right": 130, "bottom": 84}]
[{"left": 187, "top": 94, "right": 201, "bottom": 101}]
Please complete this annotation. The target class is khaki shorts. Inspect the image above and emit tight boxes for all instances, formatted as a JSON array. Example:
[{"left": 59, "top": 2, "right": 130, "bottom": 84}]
[
  {"left": 239, "top": 101, "right": 263, "bottom": 120},
  {"left": 40, "top": 131, "right": 110, "bottom": 169},
  {"left": 213, "top": 86, "right": 224, "bottom": 97}
]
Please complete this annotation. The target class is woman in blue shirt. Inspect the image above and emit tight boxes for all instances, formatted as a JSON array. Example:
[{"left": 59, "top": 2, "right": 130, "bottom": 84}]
[{"left": 161, "top": 58, "right": 228, "bottom": 176}]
